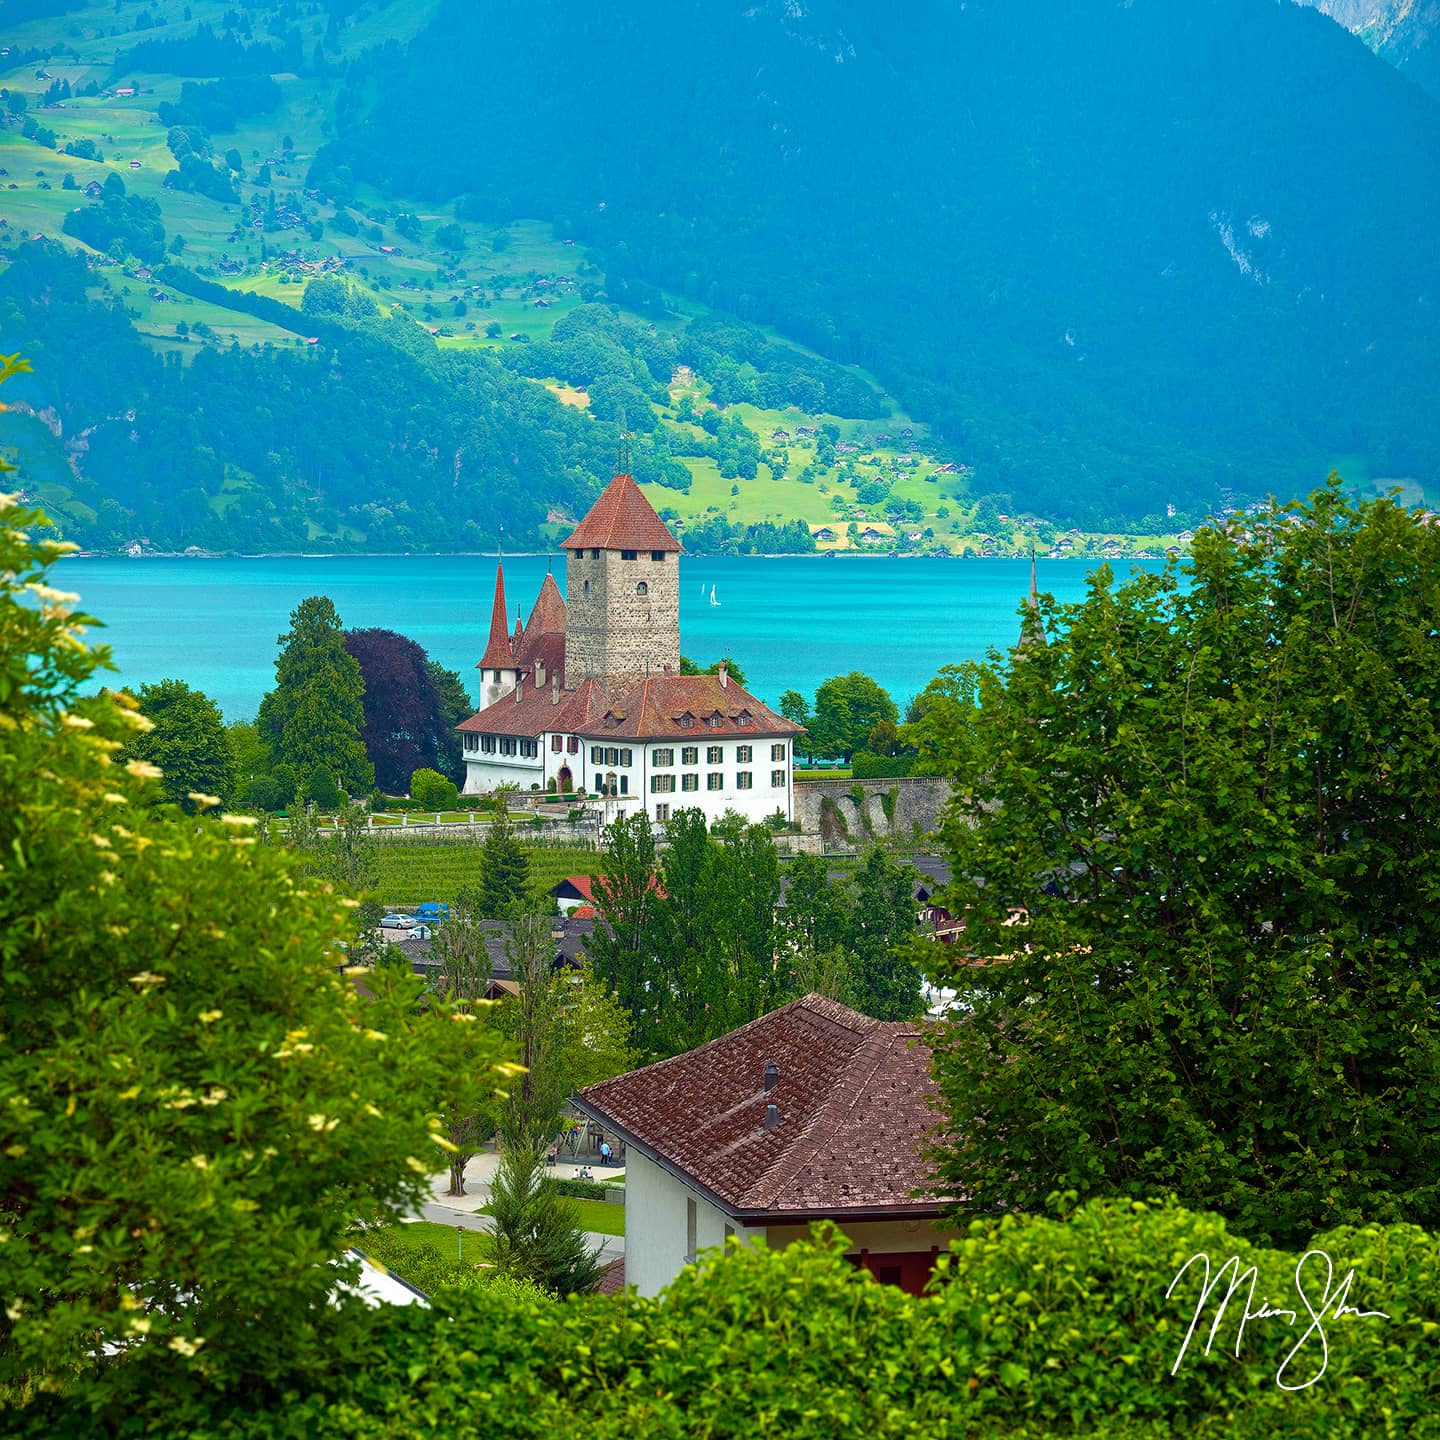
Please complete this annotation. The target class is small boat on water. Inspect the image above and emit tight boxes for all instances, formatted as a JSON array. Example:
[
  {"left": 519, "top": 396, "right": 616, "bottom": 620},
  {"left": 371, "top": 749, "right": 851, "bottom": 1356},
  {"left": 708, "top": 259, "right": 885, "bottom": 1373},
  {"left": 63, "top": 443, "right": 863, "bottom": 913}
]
[{"left": 709, "top": 585, "right": 721, "bottom": 607}]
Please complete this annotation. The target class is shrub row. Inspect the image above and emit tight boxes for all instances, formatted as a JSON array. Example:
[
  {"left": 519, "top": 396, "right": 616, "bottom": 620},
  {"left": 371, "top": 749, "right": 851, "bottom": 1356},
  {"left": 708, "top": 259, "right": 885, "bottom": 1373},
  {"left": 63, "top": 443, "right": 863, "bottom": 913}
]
[{"left": 25, "top": 1199, "right": 1440, "bottom": 1438}]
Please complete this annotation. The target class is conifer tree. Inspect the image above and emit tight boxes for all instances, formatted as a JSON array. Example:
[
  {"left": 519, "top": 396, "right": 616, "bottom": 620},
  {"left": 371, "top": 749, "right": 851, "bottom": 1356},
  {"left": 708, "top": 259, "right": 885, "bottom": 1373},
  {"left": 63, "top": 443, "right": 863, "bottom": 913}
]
[
  {"left": 257, "top": 595, "right": 373, "bottom": 796},
  {"left": 477, "top": 815, "right": 530, "bottom": 917},
  {"left": 486, "top": 1144, "right": 603, "bottom": 1297}
]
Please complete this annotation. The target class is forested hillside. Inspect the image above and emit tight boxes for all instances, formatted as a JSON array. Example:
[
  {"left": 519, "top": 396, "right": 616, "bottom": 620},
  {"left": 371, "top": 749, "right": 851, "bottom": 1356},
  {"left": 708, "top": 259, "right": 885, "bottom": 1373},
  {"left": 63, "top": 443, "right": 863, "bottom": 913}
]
[
  {"left": 1, "top": 0, "right": 1437, "bottom": 547},
  {"left": 1299, "top": 0, "right": 1440, "bottom": 98},
  {"left": 315, "top": 0, "right": 1440, "bottom": 524}
]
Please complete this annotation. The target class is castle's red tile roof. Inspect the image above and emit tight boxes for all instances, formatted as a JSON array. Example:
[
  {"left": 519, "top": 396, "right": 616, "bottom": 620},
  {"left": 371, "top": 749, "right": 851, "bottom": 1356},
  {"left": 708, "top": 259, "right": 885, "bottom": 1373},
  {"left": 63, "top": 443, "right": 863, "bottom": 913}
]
[
  {"left": 579, "top": 674, "right": 805, "bottom": 741},
  {"left": 576, "top": 995, "right": 944, "bottom": 1220},
  {"left": 524, "top": 572, "right": 567, "bottom": 637},
  {"left": 560, "top": 473, "right": 682, "bottom": 553},
  {"left": 456, "top": 675, "right": 609, "bottom": 738},
  {"left": 477, "top": 563, "right": 514, "bottom": 671}
]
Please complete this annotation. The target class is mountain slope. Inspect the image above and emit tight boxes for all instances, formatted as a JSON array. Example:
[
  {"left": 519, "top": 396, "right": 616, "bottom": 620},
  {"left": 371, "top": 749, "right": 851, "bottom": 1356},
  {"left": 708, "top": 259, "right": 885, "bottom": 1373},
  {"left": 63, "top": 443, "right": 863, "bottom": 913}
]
[
  {"left": 1297, "top": 0, "right": 1440, "bottom": 97},
  {"left": 316, "top": 0, "right": 1440, "bottom": 524}
]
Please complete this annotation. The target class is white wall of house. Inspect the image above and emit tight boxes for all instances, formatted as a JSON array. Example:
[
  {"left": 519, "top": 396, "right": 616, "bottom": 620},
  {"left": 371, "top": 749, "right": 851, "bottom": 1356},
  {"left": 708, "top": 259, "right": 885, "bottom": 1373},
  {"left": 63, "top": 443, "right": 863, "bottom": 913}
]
[
  {"left": 459, "top": 740, "right": 545, "bottom": 795},
  {"left": 624, "top": 1149, "right": 763, "bottom": 1298},
  {"left": 764, "top": 1217, "right": 964, "bottom": 1257}
]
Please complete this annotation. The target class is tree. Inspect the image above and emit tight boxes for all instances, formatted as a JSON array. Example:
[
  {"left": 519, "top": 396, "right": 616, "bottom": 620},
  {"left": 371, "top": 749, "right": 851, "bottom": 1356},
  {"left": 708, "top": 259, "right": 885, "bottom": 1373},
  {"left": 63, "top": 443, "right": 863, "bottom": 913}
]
[
  {"left": 846, "top": 846, "right": 922, "bottom": 1020},
  {"left": 588, "top": 812, "right": 664, "bottom": 1050},
  {"left": 339, "top": 627, "right": 457, "bottom": 794},
  {"left": 808, "top": 672, "right": 899, "bottom": 760},
  {"left": 344, "top": 628, "right": 455, "bottom": 793},
  {"left": 476, "top": 815, "right": 531, "bottom": 918},
  {"left": 257, "top": 596, "right": 374, "bottom": 796},
  {"left": 426, "top": 894, "right": 497, "bottom": 1196},
  {"left": 304, "top": 765, "right": 342, "bottom": 809},
  {"left": 410, "top": 766, "right": 458, "bottom": 810},
  {"left": 126, "top": 678, "right": 236, "bottom": 810},
  {"left": 679, "top": 654, "right": 750, "bottom": 687},
  {"left": 0, "top": 464, "right": 507, "bottom": 1403},
  {"left": 925, "top": 484, "right": 1440, "bottom": 1248},
  {"left": 485, "top": 1143, "right": 603, "bottom": 1297},
  {"left": 426, "top": 659, "right": 473, "bottom": 784}
]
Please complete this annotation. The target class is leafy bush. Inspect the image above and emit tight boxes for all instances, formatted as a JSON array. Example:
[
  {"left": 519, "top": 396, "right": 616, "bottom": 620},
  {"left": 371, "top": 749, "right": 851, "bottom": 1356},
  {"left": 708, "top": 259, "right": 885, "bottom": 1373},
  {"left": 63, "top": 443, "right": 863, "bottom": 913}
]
[
  {"left": 542, "top": 1176, "right": 609, "bottom": 1201},
  {"left": 305, "top": 765, "right": 343, "bottom": 809},
  {"left": 851, "top": 750, "right": 914, "bottom": 779},
  {"left": 27, "top": 1199, "right": 1440, "bottom": 1437},
  {"left": 410, "top": 767, "right": 459, "bottom": 809}
]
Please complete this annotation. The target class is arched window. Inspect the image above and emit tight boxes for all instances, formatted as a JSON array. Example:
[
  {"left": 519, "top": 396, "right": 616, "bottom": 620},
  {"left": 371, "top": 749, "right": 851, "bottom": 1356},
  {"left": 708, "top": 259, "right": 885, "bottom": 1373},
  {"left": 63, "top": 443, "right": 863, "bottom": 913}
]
[{"left": 636, "top": 580, "right": 649, "bottom": 596}]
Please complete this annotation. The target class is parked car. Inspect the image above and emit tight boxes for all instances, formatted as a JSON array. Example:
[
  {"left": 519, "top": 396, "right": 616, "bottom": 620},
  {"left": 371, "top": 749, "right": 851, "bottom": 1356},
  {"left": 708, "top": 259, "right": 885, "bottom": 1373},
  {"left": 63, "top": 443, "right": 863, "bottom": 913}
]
[{"left": 380, "top": 913, "right": 415, "bottom": 929}]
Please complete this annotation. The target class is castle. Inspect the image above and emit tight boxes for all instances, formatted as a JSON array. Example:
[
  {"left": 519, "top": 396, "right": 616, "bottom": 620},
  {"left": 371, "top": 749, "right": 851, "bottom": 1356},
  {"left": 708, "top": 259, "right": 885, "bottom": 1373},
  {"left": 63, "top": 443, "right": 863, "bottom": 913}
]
[{"left": 457, "top": 471, "right": 804, "bottom": 825}]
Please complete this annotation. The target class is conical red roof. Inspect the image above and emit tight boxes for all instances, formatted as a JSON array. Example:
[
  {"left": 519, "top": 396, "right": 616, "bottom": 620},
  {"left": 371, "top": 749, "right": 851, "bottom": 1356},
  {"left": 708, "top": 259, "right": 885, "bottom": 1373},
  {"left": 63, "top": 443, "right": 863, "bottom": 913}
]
[
  {"left": 478, "top": 563, "right": 513, "bottom": 670},
  {"left": 560, "top": 473, "right": 682, "bottom": 553},
  {"left": 525, "top": 573, "right": 567, "bottom": 636}
]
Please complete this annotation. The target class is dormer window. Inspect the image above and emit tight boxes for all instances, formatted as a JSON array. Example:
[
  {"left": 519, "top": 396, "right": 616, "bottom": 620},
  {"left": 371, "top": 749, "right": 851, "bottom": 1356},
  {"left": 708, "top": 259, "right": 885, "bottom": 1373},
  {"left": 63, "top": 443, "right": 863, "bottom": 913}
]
[
  {"left": 675, "top": 712, "right": 694, "bottom": 729},
  {"left": 736, "top": 712, "right": 753, "bottom": 728},
  {"left": 707, "top": 712, "right": 724, "bottom": 729}
]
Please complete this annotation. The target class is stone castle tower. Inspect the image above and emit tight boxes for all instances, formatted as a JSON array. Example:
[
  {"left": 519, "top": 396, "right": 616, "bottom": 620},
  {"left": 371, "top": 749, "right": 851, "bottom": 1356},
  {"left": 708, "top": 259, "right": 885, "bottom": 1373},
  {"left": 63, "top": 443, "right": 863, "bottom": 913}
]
[{"left": 561, "top": 472, "right": 682, "bottom": 688}]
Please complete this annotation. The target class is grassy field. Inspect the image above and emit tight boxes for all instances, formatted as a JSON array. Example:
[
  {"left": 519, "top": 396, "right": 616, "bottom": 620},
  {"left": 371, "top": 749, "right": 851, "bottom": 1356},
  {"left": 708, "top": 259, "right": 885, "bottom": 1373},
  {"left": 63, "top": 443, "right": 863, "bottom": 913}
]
[{"left": 373, "top": 838, "right": 600, "bottom": 907}]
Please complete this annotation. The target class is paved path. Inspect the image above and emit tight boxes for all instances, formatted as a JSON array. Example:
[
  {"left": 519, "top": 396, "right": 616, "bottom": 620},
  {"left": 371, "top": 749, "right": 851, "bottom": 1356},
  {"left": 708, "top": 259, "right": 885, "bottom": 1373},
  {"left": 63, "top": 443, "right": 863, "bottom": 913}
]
[{"left": 415, "top": 1155, "right": 624, "bottom": 1262}]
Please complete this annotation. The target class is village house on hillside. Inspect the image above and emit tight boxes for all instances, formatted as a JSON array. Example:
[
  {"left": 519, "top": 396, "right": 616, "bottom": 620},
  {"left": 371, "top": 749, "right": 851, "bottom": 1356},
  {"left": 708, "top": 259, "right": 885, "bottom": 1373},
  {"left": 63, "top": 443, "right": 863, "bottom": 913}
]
[
  {"left": 576, "top": 994, "right": 959, "bottom": 1298},
  {"left": 457, "top": 471, "right": 804, "bottom": 825}
]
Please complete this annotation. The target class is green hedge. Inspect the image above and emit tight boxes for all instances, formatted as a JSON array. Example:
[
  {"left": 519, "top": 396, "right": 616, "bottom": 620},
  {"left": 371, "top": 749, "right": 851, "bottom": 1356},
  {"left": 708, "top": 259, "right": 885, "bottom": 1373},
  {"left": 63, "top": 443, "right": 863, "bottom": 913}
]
[
  {"left": 542, "top": 1177, "right": 611, "bottom": 1201},
  {"left": 850, "top": 750, "right": 915, "bottom": 779},
  {"left": 23, "top": 1198, "right": 1440, "bottom": 1437}
]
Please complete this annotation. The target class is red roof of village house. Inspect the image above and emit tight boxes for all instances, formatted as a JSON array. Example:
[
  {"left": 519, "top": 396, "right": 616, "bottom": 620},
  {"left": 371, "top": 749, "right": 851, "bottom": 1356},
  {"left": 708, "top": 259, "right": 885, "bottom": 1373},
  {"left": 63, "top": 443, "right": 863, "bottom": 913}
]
[
  {"left": 579, "top": 673, "right": 805, "bottom": 741},
  {"left": 478, "top": 564, "right": 513, "bottom": 670},
  {"left": 560, "top": 473, "right": 682, "bottom": 553},
  {"left": 576, "top": 995, "right": 945, "bottom": 1220},
  {"left": 524, "top": 572, "right": 567, "bottom": 636}
]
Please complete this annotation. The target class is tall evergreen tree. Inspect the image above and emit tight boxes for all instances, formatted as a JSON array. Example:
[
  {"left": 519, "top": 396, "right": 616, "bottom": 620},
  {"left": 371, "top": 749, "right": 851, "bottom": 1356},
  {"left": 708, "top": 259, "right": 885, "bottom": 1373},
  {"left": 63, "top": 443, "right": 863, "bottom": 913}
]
[
  {"left": 476, "top": 816, "right": 530, "bottom": 918},
  {"left": 257, "top": 596, "right": 373, "bottom": 795}
]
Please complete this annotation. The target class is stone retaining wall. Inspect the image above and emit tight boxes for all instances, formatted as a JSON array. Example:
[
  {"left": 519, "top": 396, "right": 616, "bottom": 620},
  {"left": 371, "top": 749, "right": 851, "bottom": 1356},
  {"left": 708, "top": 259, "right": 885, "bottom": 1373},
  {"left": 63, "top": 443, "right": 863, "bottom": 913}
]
[{"left": 792, "top": 775, "right": 952, "bottom": 844}]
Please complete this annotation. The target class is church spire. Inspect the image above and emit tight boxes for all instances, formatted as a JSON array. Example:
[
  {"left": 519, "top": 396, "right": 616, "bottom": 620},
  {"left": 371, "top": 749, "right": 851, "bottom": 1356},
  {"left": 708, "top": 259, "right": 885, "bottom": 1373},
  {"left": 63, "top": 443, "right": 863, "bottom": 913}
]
[
  {"left": 478, "top": 560, "right": 512, "bottom": 670},
  {"left": 1018, "top": 547, "right": 1046, "bottom": 650}
]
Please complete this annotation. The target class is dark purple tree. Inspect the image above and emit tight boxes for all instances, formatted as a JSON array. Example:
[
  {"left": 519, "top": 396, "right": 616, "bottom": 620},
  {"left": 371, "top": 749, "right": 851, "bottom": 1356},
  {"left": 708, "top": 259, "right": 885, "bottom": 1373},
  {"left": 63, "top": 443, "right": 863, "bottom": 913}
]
[{"left": 343, "top": 628, "right": 462, "bottom": 794}]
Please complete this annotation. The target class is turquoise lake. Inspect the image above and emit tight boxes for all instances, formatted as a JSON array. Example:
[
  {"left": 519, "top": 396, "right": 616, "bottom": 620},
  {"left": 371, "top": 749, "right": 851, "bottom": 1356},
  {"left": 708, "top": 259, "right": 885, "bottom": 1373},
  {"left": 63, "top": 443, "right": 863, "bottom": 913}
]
[{"left": 56, "top": 554, "right": 1165, "bottom": 721}]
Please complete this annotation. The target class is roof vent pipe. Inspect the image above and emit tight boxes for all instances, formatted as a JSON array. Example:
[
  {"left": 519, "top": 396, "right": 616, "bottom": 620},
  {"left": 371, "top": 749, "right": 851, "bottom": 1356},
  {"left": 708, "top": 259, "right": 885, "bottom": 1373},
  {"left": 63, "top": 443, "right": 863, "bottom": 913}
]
[
  {"left": 763, "top": 1103, "right": 780, "bottom": 1132},
  {"left": 763, "top": 1060, "right": 780, "bottom": 1093}
]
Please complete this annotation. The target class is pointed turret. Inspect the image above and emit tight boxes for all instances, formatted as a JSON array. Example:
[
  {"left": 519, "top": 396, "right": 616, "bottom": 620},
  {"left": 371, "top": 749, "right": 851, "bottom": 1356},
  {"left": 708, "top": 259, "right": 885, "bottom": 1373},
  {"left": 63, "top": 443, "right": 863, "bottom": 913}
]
[
  {"left": 477, "top": 562, "right": 521, "bottom": 707},
  {"left": 478, "top": 563, "right": 513, "bottom": 671}
]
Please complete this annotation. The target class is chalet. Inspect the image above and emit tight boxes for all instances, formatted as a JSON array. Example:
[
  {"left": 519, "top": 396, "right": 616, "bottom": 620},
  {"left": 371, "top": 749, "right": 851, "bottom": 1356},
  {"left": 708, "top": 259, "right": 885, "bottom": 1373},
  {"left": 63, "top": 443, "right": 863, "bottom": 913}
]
[
  {"left": 576, "top": 994, "right": 961, "bottom": 1298},
  {"left": 114, "top": 87, "right": 136, "bottom": 98},
  {"left": 128, "top": 160, "right": 141, "bottom": 170},
  {"left": 1176, "top": 529, "right": 1196, "bottom": 544},
  {"left": 771, "top": 429, "right": 791, "bottom": 443},
  {"left": 858, "top": 527, "right": 885, "bottom": 543},
  {"left": 82, "top": 180, "right": 103, "bottom": 199},
  {"left": 457, "top": 472, "right": 803, "bottom": 826},
  {"left": 904, "top": 531, "right": 924, "bottom": 543},
  {"left": 934, "top": 462, "right": 958, "bottom": 474},
  {"left": 811, "top": 526, "right": 836, "bottom": 543}
]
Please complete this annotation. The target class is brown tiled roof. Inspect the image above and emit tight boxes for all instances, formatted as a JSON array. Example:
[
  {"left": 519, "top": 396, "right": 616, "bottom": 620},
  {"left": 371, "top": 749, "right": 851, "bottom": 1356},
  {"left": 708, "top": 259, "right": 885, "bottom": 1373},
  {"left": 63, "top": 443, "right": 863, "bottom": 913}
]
[
  {"left": 576, "top": 995, "right": 944, "bottom": 1220},
  {"left": 560, "top": 473, "right": 682, "bottom": 553},
  {"left": 514, "top": 631, "right": 567, "bottom": 688},
  {"left": 478, "top": 563, "right": 513, "bottom": 670},
  {"left": 524, "top": 572, "right": 567, "bottom": 638},
  {"left": 456, "top": 675, "right": 611, "bottom": 739},
  {"left": 576, "top": 674, "right": 805, "bottom": 741}
]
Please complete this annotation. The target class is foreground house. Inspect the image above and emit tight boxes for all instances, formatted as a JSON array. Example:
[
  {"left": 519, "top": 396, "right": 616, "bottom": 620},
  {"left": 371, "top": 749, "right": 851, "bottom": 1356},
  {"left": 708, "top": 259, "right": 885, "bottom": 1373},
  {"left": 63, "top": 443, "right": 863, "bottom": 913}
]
[
  {"left": 575, "top": 994, "right": 959, "bottom": 1297},
  {"left": 457, "top": 469, "right": 804, "bottom": 824}
]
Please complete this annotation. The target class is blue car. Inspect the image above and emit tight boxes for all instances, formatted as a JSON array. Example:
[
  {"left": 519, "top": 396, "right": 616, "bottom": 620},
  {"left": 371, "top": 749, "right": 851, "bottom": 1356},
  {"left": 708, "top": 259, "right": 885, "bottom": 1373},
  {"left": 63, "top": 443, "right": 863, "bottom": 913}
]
[{"left": 413, "top": 902, "right": 449, "bottom": 924}]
